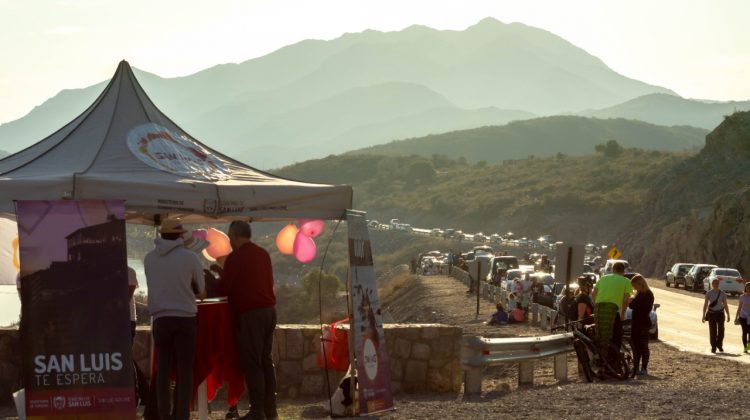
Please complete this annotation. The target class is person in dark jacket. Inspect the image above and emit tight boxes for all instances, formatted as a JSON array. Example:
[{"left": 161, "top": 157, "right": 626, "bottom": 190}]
[{"left": 629, "top": 274, "right": 654, "bottom": 376}]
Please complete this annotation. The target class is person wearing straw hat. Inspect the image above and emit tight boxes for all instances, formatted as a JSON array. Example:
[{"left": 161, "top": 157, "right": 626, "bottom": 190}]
[{"left": 144, "top": 218, "right": 206, "bottom": 420}]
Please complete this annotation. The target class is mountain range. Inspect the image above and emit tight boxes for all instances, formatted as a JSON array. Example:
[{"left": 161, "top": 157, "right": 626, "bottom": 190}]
[{"left": 0, "top": 17, "right": 704, "bottom": 169}]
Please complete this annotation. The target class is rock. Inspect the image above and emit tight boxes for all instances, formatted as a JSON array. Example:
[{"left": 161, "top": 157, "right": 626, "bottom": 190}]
[
  {"left": 395, "top": 338, "right": 411, "bottom": 359},
  {"left": 277, "top": 361, "right": 302, "bottom": 386},
  {"left": 411, "top": 343, "right": 431, "bottom": 360},
  {"left": 427, "top": 368, "right": 451, "bottom": 392},
  {"left": 421, "top": 327, "right": 439, "bottom": 340},
  {"left": 389, "top": 358, "right": 403, "bottom": 381},
  {"left": 286, "top": 330, "right": 305, "bottom": 359},
  {"left": 301, "top": 373, "right": 324, "bottom": 396},
  {"left": 302, "top": 354, "right": 318, "bottom": 372},
  {"left": 404, "top": 360, "right": 428, "bottom": 384}
]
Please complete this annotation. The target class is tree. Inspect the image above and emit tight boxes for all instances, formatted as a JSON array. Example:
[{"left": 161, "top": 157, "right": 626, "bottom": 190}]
[
  {"left": 595, "top": 139, "right": 624, "bottom": 158},
  {"left": 407, "top": 160, "right": 436, "bottom": 183},
  {"left": 301, "top": 269, "right": 343, "bottom": 308}
]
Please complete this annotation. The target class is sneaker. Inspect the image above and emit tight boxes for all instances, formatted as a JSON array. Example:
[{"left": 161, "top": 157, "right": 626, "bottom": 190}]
[
  {"left": 711, "top": 347, "right": 716, "bottom": 353},
  {"left": 637, "top": 369, "right": 648, "bottom": 376},
  {"left": 718, "top": 347, "right": 724, "bottom": 352}
]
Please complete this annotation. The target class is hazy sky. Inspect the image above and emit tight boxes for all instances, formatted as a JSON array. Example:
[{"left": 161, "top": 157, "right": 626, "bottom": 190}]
[{"left": 1, "top": 0, "right": 749, "bottom": 124}]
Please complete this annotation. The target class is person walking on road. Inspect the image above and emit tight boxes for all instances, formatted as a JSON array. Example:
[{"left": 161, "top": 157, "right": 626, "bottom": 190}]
[
  {"left": 629, "top": 275, "right": 654, "bottom": 376},
  {"left": 734, "top": 282, "right": 750, "bottom": 353},
  {"left": 216, "top": 221, "right": 278, "bottom": 420},
  {"left": 144, "top": 218, "right": 206, "bottom": 420},
  {"left": 703, "top": 278, "right": 730, "bottom": 353}
]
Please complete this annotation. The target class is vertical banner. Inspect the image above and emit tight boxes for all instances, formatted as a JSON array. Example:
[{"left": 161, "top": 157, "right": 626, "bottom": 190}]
[
  {"left": 17, "top": 200, "right": 135, "bottom": 419},
  {"left": 346, "top": 210, "right": 394, "bottom": 415}
]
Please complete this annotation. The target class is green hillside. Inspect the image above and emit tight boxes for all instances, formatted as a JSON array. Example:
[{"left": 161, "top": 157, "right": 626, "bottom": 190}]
[
  {"left": 353, "top": 116, "right": 708, "bottom": 163},
  {"left": 276, "top": 147, "right": 692, "bottom": 243},
  {"left": 582, "top": 93, "right": 750, "bottom": 130}
]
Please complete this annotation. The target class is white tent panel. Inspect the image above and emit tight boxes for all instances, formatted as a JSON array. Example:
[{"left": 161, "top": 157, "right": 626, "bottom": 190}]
[{"left": 0, "top": 61, "right": 352, "bottom": 221}]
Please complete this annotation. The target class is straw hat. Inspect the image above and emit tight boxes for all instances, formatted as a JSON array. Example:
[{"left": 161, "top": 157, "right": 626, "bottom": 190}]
[{"left": 159, "top": 218, "right": 187, "bottom": 234}]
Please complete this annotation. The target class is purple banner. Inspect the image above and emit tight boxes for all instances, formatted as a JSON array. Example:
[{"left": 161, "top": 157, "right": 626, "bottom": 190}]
[{"left": 17, "top": 200, "right": 135, "bottom": 419}]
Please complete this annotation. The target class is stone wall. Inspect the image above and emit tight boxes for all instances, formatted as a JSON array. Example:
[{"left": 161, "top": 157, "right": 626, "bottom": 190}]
[{"left": 0, "top": 323, "right": 462, "bottom": 403}]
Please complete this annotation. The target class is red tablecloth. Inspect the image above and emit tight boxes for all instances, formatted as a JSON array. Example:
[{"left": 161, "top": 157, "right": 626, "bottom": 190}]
[
  {"left": 193, "top": 300, "right": 245, "bottom": 406},
  {"left": 151, "top": 300, "right": 245, "bottom": 407}
]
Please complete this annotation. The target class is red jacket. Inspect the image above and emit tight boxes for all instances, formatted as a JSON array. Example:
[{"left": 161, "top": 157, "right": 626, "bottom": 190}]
[{"left": 219, "top": 242, "right": 276, "bottom": 316}]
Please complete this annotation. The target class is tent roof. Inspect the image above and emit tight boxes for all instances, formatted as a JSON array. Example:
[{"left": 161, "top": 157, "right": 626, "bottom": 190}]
[{"left": 0, "top": 61, "right": 352, "bottom": 223}]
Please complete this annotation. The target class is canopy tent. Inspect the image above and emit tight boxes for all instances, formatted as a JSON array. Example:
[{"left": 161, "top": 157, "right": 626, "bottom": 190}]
[{"left": 0, "top": 61, "right": 352, "bottom": 223}]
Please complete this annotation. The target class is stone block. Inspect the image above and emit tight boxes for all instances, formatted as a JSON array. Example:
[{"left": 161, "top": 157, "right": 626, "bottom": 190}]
[
  {"left": 404, "top": 360, "right": 428, "bottom": 384},
  {"left": 395, "top": 338, "right": 411, "bottom": 359},
  {"left": 433, "top": 336, "right": 455, "bottom": 359},
  {"left": 286, "top": 330, "right": 305, "bottom": 359},
  {"left": 302, "top": 353, "right": 319, "bottom": 372},
  {"left": 427, "top": 368, "right": 452, "bottom": 392},
  {"left": 402, "top": 329, "right": 420, "bottom": 340},
  {"left": 411, "top": 343, "right": 431, "bottom": 360},
  {"left": 277, "top": 361, "right": 302, "bottom": 386},
  {"left": 390, "top": 380, "right": 403, "bottom": 395},
  {"left": 421, "top": 327, "right": 439, "bottom": 340},
  {"left": 274, "top": 330, "right": 286, "bottom": 360},
  {"left": 301, "top": 373, "right": 324, "bottom": 396},
  {"left": 429, "top": 358, "right": 447, "bottom": 368},
  {"left": 389, "top": 358, "right": 403, "bottom": 381}
]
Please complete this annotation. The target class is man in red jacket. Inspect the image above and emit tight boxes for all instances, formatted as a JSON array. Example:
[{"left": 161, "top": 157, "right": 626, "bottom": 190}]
[{"left": 218, "top": 221, "right": 277, "bottom": 420}]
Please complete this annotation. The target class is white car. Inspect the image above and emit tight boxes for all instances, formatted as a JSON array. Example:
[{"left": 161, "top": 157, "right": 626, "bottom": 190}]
[
  {"left": 624, "top": 304, "right": 660, "bottom": 339},
  {"left": 703, "top": 268, "right": 745, "bottom": 296},
  {"left": 600, "top": 259, "right": 631, "bottom": 275}
]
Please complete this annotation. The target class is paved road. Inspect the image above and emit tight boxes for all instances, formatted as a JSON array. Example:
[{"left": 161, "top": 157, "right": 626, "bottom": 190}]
[{"left": 651, "top": 286, "right": 749, "bottom": 364}]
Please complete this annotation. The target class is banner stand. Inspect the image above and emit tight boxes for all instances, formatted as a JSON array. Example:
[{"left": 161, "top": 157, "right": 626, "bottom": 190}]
[{"left": 346, "top": 210, "right": 394, "bottom": 416}]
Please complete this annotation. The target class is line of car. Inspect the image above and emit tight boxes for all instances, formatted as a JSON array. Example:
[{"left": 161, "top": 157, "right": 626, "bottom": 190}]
[{"left": 665, "top": 263, "right": 745, "bottom": 295}]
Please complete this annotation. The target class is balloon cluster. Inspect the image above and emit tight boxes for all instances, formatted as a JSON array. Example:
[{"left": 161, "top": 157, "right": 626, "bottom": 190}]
[
  {"left": 192, "top": 228, "right": 232, "bottom": 262},
  {"left": 276, "top": 219, "right": 324, "bottom": 263}
]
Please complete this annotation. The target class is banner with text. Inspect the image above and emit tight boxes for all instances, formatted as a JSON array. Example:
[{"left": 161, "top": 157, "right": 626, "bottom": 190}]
[
  {"left": 346, "top": 210, "right": 394, "bottom": 415},
  {"left": 17, "top": 200, "right": 135, "bottom": 419}
]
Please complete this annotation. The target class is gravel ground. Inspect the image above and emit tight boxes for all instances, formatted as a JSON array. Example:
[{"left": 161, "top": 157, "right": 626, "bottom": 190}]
[{"left": 2, "top": 274, "right": 746, "bottom": 419}]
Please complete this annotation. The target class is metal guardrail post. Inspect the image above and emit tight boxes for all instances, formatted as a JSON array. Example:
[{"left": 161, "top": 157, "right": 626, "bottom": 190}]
[
  {"left": 554, "top": 354, "right": 568, "bottom": 381},
  {"left": 462, "top": 337, "right": 484, "bottom": 394},
  {"left": 540, "top": 307, "right": 548, "bottom": 329},
  {"left": 531, "top": 303, "right": 539, "bottom": 325}
]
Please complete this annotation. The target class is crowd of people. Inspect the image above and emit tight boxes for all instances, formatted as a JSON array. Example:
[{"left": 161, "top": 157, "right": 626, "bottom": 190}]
[{"left": 138, "top": 218, "right": 278, "bottom": 420}]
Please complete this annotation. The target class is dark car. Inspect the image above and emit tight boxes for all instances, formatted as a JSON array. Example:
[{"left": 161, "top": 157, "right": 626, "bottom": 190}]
[
  {"left": 684, "top": 264, "right": 717, "bottom": 292},
  {"left": 665, "top": 263, "right": 695, "bottom": 288}
]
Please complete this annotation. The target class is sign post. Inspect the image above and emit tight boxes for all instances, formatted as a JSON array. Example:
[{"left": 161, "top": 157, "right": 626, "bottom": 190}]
[
  {"left": 347, "top": 210, "right": 394, "bottom": 416},
  {"left": 17, "top": 200, "right": 135, "bottom": 419}
]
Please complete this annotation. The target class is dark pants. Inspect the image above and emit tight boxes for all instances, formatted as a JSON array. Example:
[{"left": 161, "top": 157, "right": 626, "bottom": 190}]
[
  {"left": 707, "top": 311, "right": 725, "bottom": 350},
  {"left": 238, "top": 308, "right": 278, "bottom": 419},
  {"left": 131, "top": 321, "right": 137, "bottom": 343},
  {"left": 631, "top": 326, "right": 650, "bottom": 371},
  {"left": 153, "top": 316, "right": 197, "bottom": 420},
  {"left": 613, "top": 313, "right": 623, "bottom": 350},
  {"left": 741, "top": 317, "right": 750, "bottom": 349}
]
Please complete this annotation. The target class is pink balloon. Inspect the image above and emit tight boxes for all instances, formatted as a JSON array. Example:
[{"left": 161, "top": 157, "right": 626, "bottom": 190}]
[
  {"left": 293, "top": 232, "right": 316, "bottom": 263},
  {"left": 205, "top": 227, "right": 232, "bottom": 259},
  {"left": 276, "top": 224, "right": 298, "bottom": 255},
  {"left": 192, "top": 229, "right": 208, "bottom": 240},
  {"left": 299, "top": 219, "right": 325, "bottom": 238}
]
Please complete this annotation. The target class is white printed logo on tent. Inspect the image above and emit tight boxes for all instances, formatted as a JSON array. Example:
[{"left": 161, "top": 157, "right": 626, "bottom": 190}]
[{"left": 127, "top": 123, "right": 232, "bottom": 181}]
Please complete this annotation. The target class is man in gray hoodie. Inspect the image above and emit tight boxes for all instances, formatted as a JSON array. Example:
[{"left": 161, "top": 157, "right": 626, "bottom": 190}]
[{"left": 145, "top": 218, "right": 206, "bottom": 420}]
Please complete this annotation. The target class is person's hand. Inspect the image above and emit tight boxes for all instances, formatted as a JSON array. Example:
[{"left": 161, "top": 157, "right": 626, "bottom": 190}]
[
  {"left": 727, "top": 316, "right": 731, "bottom": 323},
  {"left": 702, "top": 315, "right": 706, "bottom": 323},
  {"left": 209, "top": 264, "right": 223, "bottom": 274}
]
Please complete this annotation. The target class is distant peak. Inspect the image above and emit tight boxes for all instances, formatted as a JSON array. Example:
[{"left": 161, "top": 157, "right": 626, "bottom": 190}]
[{"left": 471, "top": 17, "right": 506, "bottom": 28}]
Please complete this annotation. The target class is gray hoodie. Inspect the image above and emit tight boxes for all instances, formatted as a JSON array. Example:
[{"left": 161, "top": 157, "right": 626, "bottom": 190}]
[{"left": 144, "top": 238, "right": 205, "bottom": 319}]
